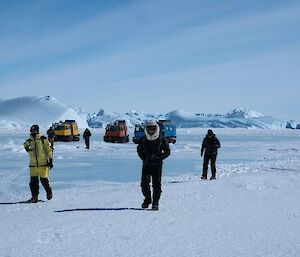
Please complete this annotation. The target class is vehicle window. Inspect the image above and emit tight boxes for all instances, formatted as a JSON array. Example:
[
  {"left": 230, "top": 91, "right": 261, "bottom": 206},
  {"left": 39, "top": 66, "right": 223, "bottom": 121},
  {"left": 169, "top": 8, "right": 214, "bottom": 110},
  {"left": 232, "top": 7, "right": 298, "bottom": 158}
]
[{"left": 54, "top": 125, "right": 65, "bottom": 130}]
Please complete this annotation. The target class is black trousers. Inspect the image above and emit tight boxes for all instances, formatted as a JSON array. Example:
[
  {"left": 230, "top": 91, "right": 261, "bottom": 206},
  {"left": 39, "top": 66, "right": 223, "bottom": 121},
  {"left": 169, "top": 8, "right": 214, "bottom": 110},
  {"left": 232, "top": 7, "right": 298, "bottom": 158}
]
[
  {"left": 29, "top": 176, "right": 51, "bottom": 197},
  {"left": 202, "top": 154, "right": 217, "bottom": 178},
  {"left": 48, "top": 138, "right": 54, "bottom": 150},
  {"left": 84, "top": 137, "right": 90, "bottom": 149},
  {"left": 141, "top": 165, "right": 162, "bottom": 204}
]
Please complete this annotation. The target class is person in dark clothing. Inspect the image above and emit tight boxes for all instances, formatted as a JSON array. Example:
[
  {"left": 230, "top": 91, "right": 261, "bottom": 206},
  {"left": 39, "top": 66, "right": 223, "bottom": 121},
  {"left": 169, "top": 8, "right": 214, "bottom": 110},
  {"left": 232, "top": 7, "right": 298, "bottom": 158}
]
[
  {"left": 83, "top": 128, "right": 92, "bottom": 149},
  {"left": 137, "top": 120, "right": 170, "bottom": 210},
  {"left": 46, "top": 126, "right": 55, "bottom": 150},
  {"left": 201, "top": 129, "right": 221, "bottom": 180}
]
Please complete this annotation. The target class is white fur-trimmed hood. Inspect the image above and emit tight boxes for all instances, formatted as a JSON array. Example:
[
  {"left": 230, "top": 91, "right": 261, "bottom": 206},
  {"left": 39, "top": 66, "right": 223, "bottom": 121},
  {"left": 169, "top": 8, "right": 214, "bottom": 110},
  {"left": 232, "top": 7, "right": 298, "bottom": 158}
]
[{"left": 144, "top": 121, "right": 160, "bottom": 141}]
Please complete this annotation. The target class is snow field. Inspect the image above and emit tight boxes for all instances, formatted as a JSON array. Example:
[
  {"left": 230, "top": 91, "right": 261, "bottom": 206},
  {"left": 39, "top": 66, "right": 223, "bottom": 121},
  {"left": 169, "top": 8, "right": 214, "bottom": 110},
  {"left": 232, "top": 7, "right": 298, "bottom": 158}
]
[{"left": 0, "top": 128, "right": 299, "bottom": 257}]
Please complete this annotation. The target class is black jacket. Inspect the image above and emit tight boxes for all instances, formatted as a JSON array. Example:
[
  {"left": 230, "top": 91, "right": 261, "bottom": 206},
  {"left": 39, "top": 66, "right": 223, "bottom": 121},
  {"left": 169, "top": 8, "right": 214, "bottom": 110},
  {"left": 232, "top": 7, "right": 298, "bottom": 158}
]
[
  {"left": 47, "top": 128, "right": 55, "bottom": 139},
  {"left": 201, "top": 135, "right": 221, "bottom": 156},
  {"left": 83, "top": 129, "right": 91, "bottom": 138},
  {"left": 137, "top": 135, "right": 170, "bottom": 166}
]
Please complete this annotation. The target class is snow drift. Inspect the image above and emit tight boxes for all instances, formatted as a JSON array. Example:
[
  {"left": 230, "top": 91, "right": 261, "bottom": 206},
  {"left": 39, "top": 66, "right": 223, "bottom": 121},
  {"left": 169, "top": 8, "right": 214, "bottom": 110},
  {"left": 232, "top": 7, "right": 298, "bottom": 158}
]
[{"left": 0, "top": 96, "right": 88, "bottom": 130}]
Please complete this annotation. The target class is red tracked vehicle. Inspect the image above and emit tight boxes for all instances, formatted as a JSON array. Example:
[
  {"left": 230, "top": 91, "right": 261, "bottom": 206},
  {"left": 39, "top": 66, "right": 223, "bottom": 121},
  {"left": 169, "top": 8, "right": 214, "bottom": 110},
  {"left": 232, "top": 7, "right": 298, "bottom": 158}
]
[{"left": 103, "top": 120, "right": 129, "bottom": 143}]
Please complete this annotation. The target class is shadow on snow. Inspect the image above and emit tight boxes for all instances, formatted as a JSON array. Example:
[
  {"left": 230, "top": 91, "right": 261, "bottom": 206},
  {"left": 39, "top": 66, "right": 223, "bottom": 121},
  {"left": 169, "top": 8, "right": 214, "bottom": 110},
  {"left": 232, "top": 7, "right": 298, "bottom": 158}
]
[
  {"left": 0, "top": 200, "right": 45, "bottom": 205},
  {"left": 55, "top": 207, "right": 153, "bottom": 212}
]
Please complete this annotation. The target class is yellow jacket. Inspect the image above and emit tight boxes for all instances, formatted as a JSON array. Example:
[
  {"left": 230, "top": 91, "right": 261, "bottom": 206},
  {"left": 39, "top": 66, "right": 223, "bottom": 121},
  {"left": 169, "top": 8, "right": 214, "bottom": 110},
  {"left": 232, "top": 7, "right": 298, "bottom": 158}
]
[{"left": 24, "top": 134, "right": 53, "bottom": 167}]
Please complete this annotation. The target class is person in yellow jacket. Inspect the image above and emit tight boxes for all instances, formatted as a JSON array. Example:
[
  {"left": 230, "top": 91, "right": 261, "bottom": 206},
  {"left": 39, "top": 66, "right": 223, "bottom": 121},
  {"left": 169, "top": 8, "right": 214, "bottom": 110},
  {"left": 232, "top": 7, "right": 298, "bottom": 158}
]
[{"left": 24, "top": 124, "right": 53, "bottom": 203}]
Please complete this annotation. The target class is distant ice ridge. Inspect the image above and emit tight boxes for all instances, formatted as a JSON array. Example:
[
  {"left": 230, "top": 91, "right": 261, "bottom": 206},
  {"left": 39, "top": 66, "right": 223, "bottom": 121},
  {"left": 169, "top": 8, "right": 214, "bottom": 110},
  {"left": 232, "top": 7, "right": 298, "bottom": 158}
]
[
  {"left": 0, "top": 96, "right": 296, "bottom": 130},
  {"left": 87, "top": 107, "right": 288, "bottom": 129},
  {"left": 286, "top": 120, "right": 300, "bottom": 129},
  {"left": 0, "top": 96, "right": 88, "bottom": 130},
  {"left": 166, "top": 108, "right": 286, "bottom": 129},
  {"left": 87, "top": 109, "right": 166, "bottom": 128},
  {"left": 225, "top": 107, "right": 264, "bottom": 118},
  {"left": 194, "top": 107, "right": 263, "bottom": 119}
]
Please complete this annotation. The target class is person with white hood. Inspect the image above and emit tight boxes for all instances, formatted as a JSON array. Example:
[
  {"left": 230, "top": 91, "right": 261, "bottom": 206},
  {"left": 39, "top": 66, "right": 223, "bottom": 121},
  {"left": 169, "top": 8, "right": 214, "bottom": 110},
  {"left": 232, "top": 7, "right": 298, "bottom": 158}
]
[{"left": 137, "top": 120, "right": 170, "bottom": 210}]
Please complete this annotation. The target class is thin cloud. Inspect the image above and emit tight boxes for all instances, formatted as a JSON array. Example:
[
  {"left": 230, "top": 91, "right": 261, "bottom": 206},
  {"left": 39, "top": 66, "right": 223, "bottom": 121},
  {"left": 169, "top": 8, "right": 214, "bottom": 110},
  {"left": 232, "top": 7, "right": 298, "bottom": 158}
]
[
  {"left": 0, "top": 0, "right": 299, "bottom": 118},
  {"left": 2, "top": 2, "right": 299, "bottom": 85}
]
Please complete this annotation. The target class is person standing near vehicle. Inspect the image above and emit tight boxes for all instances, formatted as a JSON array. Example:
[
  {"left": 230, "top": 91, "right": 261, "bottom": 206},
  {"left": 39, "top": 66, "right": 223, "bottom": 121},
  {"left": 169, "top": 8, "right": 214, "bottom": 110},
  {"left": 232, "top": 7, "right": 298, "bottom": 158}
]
[
  {"left": 24, "top": 125, "right": 53, "bottom": 203},
  {"left": 83, "top": 128, "right": 92, "bottom": 149},
  {"left": 47, "top": 126, "right": 55, "bottom": 150},
  {"left": 137, "top": 120, "right": 170, "bottom": 210},
  {"left": 201, "top": 129, "right": 221, "bottom": 180}
]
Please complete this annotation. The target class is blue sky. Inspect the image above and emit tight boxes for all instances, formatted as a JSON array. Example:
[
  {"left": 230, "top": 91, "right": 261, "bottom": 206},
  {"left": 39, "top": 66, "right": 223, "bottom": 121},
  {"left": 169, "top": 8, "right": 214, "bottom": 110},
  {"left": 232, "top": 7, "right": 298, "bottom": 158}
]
[{"left": 0, "top": 0, "right": 299, "bottom": 118}]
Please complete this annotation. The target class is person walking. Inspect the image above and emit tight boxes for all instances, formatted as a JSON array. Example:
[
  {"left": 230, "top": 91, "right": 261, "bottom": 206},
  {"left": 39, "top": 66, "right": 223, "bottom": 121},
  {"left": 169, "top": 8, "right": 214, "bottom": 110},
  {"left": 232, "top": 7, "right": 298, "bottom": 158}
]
[
  {"left": 201, "top": 129, "right": 221, "bottom": 180},
  {"left": 137, "top": 120, "right": 170, "bottom": 210},
  {"left": 47, "top": 126, "right": 55, "bottom": 150},
  {"left": 83, "top": 128, "right": 92, "bottom": 149},
  {"left": 24, "top": 125, "right": 53, "bottom": 203}
]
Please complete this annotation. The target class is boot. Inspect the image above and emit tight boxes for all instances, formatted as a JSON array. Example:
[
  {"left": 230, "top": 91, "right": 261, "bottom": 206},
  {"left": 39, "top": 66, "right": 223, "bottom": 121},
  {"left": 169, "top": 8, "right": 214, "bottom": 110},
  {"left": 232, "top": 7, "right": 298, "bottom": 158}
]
[
  {"left": 40, "top": 178, "right": 52, "bottom": 200},
  {"left": 141, "top": 198, "right": 152, "bottom": 209},
  {"left": 152, "top": 202, "right": 159, "bottom": 211},
  {"left": 29, "top": 177, "right": 39, "bottom": 203},
  {"left": 46, "top": 187, "right": 53, "bottom": 200},
  {"left": 28, "top": 196, "right": 38, "bottom": 203},
  {"left": 211, "top": 163, "right": 217, "bottom": 180},
  {"left": 210, "top": 176, "right": 216, "bottom": 180},
  {"left": 201, "top": 175, "right": 207, "bottom": 180}
]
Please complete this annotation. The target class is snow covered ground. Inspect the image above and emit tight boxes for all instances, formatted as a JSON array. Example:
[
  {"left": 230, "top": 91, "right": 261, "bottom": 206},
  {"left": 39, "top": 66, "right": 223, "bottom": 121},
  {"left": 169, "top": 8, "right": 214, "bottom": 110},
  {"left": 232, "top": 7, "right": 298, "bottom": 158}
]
[{"left": 0, "top": 128, "right": 299, "bottom": 257}]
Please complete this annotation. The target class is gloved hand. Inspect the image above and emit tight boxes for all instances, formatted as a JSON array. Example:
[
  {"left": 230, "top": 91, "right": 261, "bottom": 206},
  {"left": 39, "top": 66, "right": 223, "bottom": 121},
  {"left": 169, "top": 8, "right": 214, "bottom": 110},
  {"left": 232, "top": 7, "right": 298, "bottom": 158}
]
[
  {"left": 25, "top": 147, "right": 32, "bottom": 152},
  {"left": 146, "top": 154, "right": 161, "bottom": 164},
  {"left": 25, "top": 144, "right": 34, "bottom": 152},
  {"left": 48, "top": 158, "right": 53, "bottom": 169}
]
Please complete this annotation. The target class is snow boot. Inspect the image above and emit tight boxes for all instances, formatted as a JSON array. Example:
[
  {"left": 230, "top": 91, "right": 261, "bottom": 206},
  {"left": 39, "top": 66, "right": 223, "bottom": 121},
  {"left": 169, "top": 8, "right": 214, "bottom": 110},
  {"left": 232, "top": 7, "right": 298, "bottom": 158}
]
[
  {"left": 210, "top": 176, "right": 216, "bottom": 180},
  {"left": 152, "top": 202, "right": 159, "bottom": 211},
  {"left": 46, "top": 188, "right": 53, "bottom": 200},
  {"left": 141, "top": 198, "right": 152, "bottom": 209},
  {"left": 40, "top": 178, "right": 52, "bottom": 200},
  {"left": 28, "top": 196, "right": 38, "bottom": 203},
  {"left": 201, "top": 176, "right": 207, "bottom": 180},
  {"left": 29, "top": 177, "right": 39, "bottom": 203}
]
